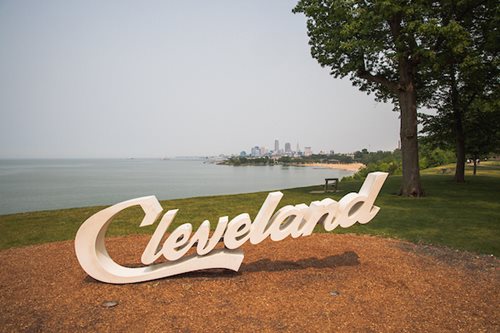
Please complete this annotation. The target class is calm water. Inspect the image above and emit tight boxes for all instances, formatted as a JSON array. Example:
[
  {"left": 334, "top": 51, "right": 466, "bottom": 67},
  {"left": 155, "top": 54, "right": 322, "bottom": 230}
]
[{"left": 0, "top": 159, "right": 353, "bottom": 215}]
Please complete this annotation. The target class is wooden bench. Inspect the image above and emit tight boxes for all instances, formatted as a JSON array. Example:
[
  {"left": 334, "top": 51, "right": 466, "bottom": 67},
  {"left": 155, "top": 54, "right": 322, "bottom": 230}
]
[{"left": 324, "top": 178, "right": 339, "bottom": 192}]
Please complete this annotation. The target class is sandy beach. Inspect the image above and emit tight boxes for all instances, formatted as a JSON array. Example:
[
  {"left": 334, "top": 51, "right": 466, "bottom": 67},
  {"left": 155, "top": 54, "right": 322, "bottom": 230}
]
[{"left": 301, "top": 162, "right": 365, "bottom": 172}]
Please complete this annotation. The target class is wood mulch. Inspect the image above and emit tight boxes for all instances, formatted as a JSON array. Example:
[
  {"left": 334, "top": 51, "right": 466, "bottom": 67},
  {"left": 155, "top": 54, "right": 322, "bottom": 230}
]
[{"left": 0, "top": 234, "right": 498, "bottom": 332}]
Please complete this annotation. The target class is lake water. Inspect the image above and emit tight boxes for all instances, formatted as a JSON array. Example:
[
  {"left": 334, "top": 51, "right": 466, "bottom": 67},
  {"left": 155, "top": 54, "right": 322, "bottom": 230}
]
[{"left": 0, "top": 159, "right": 353, "bottom": 215}]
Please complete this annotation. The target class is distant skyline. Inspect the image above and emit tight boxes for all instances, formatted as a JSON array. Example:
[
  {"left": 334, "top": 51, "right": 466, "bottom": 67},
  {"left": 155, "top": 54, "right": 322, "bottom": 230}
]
[
  {"left": 242, "top": 139, "right": 328, "bottom": 157},
  {"left": 0, "top": 0, "right": 408, "bottom": 158}
]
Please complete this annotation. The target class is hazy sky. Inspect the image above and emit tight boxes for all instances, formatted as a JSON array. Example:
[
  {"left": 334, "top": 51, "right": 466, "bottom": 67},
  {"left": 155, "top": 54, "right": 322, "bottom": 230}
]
[{"left": 0, "top": 0, "right": 402, "bottom": 158}]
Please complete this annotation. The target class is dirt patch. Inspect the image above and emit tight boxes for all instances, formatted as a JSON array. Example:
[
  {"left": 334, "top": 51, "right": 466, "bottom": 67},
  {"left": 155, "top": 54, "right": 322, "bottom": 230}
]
[{"left": 0, "top": 234, "right": 498, "bottom": 332}]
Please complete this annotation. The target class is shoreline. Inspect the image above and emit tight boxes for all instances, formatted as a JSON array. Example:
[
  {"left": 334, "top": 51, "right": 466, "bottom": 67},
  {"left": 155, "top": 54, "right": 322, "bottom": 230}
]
[
  {"left": 0, "top": 159, "right": 359, "bottom": 216},
  {"left": 2, "top": 172, "right": 499, "bottom": 256},
  {"left": 298, "top": 162, "right": 365, "bottom": 172}
]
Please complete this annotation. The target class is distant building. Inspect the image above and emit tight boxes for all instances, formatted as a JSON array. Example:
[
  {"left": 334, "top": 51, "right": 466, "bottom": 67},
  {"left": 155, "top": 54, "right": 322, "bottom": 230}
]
[
  {"left": 304, "top": 146, "right": 312, "bottom": 156},
  {"left": 285, "top": 142, "right": 291, "bottom": 153},
  {"left": 251, "top": 146, "right": 261, "bottom": 157},
  {"left": 240, "top": 151, "right": 247, "bottom": 157},
  {"left": 296, "top": 143, "right": 300, "bottom": 153},
  {"left": 260, "top": 146, "right": 267, "bottom": 155},
  {"left": 274, "top": 139, "right": 279, "bottom": 152}
]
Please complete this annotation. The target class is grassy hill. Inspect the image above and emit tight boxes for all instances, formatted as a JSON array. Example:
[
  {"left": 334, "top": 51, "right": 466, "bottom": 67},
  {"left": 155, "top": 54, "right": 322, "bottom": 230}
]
[{"left": 1, "top": 162, "right": 499, "bottom": 255}]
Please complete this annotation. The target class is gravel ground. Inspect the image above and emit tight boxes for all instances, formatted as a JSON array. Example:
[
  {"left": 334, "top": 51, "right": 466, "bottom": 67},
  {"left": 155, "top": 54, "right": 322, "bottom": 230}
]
[{"left": 0, "top": 234, "right": 498, "bottom": 332}]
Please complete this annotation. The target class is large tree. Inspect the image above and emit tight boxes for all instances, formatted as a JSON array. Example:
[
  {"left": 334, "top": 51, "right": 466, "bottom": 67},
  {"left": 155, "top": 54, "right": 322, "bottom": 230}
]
[
  {"left": 424, "top": 0, "right": 499, "bottom": 182},
  {"left": 293, "top": 1, "right": 443, "bottom": 196},
  {"left": 421, "top": 97, "right": 500, "bottom": 175}
]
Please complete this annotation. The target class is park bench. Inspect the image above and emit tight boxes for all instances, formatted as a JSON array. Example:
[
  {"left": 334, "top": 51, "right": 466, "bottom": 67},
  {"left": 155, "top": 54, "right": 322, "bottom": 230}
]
[{"left": 324, "top": 178, "right": 339, "bottom": 192}]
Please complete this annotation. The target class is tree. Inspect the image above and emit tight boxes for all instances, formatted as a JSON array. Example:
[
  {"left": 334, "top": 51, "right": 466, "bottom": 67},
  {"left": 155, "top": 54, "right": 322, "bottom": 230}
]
[
  {"left": 421, "top": 98, "right": 500, "bottom": 175},
  {"left": 418, "top": 142, "right": 455, "bottom": 170},
  {"left": 465, "top": 104, "right": 500, "bottom": 175},
  {"left": 423, "top": 0, "right": 499, "bottom": 182},
  {"left": 293, "top": 0, "right": 442, "bottom": 196}
]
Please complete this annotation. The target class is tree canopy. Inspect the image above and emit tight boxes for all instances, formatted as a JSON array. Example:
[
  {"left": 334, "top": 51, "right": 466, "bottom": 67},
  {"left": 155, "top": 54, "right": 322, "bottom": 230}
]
[
  {"left": 293, "top": 1, "right": 440, "bottom": 103},
  {"left": 293, "top": 0, "right": 499, "bottom": 193},
  {"left": 293, "top": 0, "right": 443, "bottom": 196},
  {"left": 421, "top": 0, "right": 499, "bottom": 182}
]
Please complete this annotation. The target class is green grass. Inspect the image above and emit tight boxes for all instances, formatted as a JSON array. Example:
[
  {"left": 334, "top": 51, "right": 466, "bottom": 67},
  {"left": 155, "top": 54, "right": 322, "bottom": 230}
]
[{"left": 1, "top": 162, "right": 499, "bottom": 256}]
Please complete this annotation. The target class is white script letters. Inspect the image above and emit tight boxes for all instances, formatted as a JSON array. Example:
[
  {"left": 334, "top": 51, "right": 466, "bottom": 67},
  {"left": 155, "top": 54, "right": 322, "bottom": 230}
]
[{"left": 75, "top": 172, "right": 388, "bottom": 284}]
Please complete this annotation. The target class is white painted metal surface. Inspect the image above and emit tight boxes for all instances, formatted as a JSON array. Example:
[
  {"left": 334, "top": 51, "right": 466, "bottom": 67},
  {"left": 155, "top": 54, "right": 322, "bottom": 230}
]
[{"left": 75, "top": 172, "right": 388, "bottom": 284}]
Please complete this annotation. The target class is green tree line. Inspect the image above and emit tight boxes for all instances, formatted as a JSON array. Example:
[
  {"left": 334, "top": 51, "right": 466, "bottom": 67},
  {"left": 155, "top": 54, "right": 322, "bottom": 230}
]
[{"left": 293, "top": 0, "right": 499, "bottom": 196}]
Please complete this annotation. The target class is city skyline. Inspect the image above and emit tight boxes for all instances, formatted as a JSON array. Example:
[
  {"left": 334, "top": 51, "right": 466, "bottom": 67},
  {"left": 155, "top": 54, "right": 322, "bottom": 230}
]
[
  {"left": 0, "top": 1, "right": 401, "bottom": 158},
  {"left": 218, "top": 136, "right": 395, "bottom": 158},
  {"left": 239, "top": 138, "right": 350, "bottom": 159},
  {"left": 246, "top": 139, "right": 304, "bottom": 158}
]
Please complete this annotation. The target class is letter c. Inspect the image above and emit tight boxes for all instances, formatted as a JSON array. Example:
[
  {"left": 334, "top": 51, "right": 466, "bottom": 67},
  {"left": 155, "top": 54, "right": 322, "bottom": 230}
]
[{"left": 74, "top": 196, "right": 243, "bottom": 284}]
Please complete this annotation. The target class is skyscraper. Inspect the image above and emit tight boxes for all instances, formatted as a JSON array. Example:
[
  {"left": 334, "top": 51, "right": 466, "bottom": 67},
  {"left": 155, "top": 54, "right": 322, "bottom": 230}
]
[
  {"left": 251, "top": 146, "right": 261, "bottom": 157},
  {"left": 285, "top": 142, "right": 291, "bottom": 153},
  {"left": 274, "top": 139, "right": 279, "bottom": 152},
  {"left": 304, "top": 147, "right": 312, "bottom": 156}
]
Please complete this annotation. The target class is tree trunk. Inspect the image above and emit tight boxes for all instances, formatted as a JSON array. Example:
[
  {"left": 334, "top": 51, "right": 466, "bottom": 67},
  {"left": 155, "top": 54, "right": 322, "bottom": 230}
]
[
  {"left": 454, "top": 110, "right": 466, "bottom": 183},
  {"left": 450, "top": 65, "right": 466, "bottom": 183},
  {"left": 473, "top": 158, "right": 477, "bottom": 175},
  {"left": 398, "top": 88, "right": 424, "bottom": 197}
]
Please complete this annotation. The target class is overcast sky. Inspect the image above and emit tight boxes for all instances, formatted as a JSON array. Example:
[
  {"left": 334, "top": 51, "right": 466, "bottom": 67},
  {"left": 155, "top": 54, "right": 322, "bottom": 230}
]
[{"left": 0, "top": 0, "right": 402, "bottom": 158}]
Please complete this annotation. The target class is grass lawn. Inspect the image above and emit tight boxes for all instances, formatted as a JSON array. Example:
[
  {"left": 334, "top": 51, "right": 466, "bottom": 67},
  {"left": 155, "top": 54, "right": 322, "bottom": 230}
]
[{"left": 1, "top": 162, "right": 499, "bottom": 256}]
